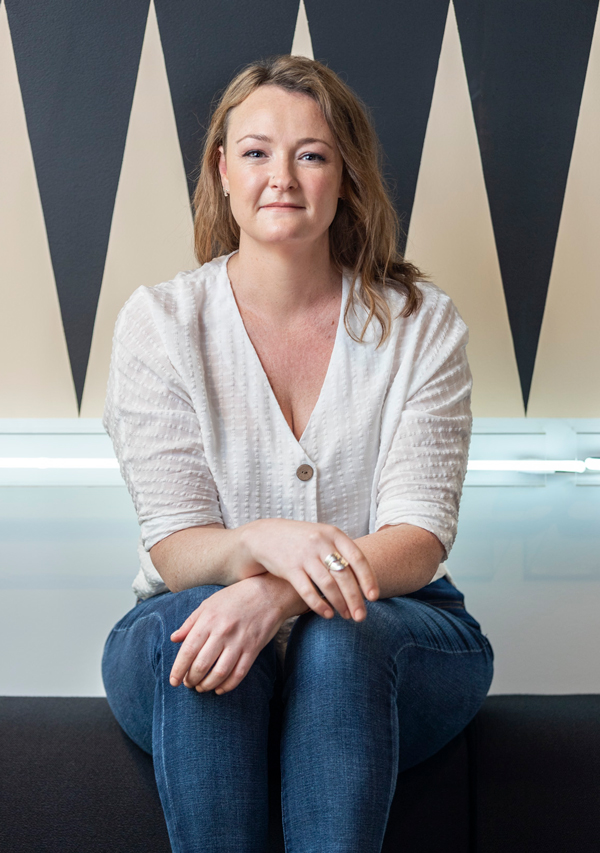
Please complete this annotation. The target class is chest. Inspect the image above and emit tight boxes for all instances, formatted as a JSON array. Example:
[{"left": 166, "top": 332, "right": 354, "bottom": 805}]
[{"left": 238, "top": 305, "right": 339, "bottom": 442}]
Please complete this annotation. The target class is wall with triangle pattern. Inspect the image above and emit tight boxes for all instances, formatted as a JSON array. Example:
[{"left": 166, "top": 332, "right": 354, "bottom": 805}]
[{"left": 1, "top": 0, "right": 599, "bottom": 418}]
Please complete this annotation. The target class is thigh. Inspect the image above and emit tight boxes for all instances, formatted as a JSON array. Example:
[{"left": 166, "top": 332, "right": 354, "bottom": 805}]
[
  {"left": 101, "top": 585, "right": 226, "bottom": 753},
  {"left": 388, "top": 596, "right": 493, "bottom": 770},
  {"left": 282, "top": 586, "right": 493, "bottom": 771}
]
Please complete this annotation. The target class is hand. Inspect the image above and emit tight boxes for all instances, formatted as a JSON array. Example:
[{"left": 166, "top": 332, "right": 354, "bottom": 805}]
[
  {"left": 240, "top": 519, "right": 379, "bottom": 621},
  {"left": 168, "top": 574, "right": 290, "bottom": 695}
]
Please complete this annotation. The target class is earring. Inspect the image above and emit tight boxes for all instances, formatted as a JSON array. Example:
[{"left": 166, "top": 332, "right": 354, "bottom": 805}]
[{"left": 223, "top": 188, "right": 229, "bottom": 197}]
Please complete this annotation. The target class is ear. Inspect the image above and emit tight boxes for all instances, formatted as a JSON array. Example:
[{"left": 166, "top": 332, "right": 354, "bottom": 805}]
[{"left": 218, "top": 145, "right": 228, "bottom": 191}]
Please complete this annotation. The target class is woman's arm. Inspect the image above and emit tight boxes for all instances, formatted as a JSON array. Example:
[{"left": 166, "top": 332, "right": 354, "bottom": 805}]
[
  {"left": 168, "top": 522, "right": 444, "bottom": 696},
  {"left": 355, "top": 523, "right": 445, "bottom": 599},
  {"left": 153, "top": 518, "right": 443, "bottom": 622},
  {"left": 151, "top": 518, "right": 379, "bottom": 622},
  {"left": 149, "top": 523, "right": 265, "bottom": 590}
]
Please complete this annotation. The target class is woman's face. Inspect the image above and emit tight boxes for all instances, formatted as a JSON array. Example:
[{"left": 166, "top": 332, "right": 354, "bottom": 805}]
[{"left": 218, "top": 85, "right": 344, "bottom": 251}]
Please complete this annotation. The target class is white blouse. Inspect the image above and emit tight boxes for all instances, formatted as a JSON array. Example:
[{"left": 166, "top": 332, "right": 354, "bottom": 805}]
[{"left": 103, "top": 251, "right": 472, "bottom": 622}]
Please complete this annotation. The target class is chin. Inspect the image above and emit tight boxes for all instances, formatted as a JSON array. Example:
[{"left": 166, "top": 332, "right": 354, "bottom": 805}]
[{"left": 252, "top": 229, "right": 310, "bottom": 245}]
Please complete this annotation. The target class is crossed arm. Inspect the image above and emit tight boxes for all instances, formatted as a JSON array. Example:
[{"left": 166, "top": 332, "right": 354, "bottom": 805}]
[
  {"left": 150, "top": 518, "right": 445, "bottom": 696},
  {"left": 151, "top": 518, "right": 445, "bottom": 615}
]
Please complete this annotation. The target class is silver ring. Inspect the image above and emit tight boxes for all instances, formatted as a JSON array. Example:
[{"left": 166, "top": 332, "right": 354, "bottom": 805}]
[{"left": 323, "top": 552, "right": 349, "bottom": 572}]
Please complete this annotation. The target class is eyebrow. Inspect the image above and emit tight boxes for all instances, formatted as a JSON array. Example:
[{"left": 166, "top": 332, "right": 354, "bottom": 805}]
[{"left": 235, "top": 133, "right": 333, "bottom": 149}]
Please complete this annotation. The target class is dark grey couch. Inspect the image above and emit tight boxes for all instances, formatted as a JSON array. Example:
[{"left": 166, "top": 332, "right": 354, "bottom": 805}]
[{"left": 1, "top": 695, "right": 599, "bottom": 851}]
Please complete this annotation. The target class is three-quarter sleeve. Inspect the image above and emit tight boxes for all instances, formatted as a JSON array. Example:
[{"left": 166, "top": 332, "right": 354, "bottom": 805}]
[
  {"left": 102, "top": 286, "right": 223, "bottom": 551},
  {"left": 375, "top": 293, "right": 472, "bottom": 559}
]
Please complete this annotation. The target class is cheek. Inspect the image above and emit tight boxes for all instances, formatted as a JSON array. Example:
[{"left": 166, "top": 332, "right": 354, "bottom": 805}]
[
  {"left": 312, "top": 175, "right": 342, "bottom": 210},
  {"left": 237, "top": 172, "right": 266, "bottom": 205}
]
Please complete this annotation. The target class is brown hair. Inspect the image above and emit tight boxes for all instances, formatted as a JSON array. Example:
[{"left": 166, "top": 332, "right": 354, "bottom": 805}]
[{"left": 192, "top": 54, "right": 424, "bottom": 345}]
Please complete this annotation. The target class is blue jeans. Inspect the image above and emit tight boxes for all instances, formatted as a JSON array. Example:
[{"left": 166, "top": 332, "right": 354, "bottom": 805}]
[{"left": 102, "top": 577, "right": 493, "bottom": 852}]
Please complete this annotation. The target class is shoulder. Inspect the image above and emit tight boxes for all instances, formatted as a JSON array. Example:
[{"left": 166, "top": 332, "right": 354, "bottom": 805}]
[
  {"left": 114, "top": 254, "right": 229, "bottom": 339},
  {"left": 379, "top": 280, "right": 469, "bottom": 382},
  {"left": 385, "top": 279, "right": 467, "bottom": 339},
  {"left": 383, "top": 278, "right": 463, "bottom": 323}
]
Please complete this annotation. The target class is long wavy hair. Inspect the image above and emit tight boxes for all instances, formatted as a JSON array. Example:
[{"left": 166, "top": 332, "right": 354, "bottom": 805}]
[{"left": 192, "top": 54, "right": 424, "bottom": 345}]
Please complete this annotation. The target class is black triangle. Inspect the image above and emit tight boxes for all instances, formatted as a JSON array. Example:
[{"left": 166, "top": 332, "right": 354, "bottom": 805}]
[
  {"left": 154, "top": 0, "right": 299, "bottom": 203},
  {"left": 304, "top": 0, "right": 451, "bottom": 252},
  {"left": 454, "top": 0, "right": 599, "bottom": 409},
  {"left": 5, "top": 0, "right": 150, "bottom": 410}
]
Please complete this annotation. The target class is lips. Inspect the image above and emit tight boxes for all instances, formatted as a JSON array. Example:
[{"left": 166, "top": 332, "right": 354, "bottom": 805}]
[{"left": 261, "top": 203, "right": 304, "bottom": 208}]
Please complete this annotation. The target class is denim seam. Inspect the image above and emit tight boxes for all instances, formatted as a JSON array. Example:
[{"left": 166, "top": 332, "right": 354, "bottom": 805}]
[
  {"left": 391, "top": 641, "right": 488, "bottom": 663},
  {"left": 110, "top": 613, "right": 162, "bottom": 634},
  {"left": 382, "top": 657, "right": 400, "bottom": 847},
  {"left": 281, "top": 751, "right": 292, "bottom": 853},
  {"left": 150, "top": 610, "right": 185, "bottom": 853}
]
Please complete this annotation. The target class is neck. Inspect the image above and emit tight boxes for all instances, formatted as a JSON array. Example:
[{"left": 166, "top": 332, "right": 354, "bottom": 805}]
[{"left": 226, "top": 233, "right": 342, "bottom": 321}]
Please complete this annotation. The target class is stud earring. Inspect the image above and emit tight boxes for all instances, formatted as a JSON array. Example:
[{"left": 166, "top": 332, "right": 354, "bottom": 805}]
[{"left": 223, "top": 188, "right": 229, "bottom": 197}]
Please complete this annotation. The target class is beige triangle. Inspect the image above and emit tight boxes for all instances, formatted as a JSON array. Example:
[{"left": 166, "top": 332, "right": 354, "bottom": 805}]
[
  {"left": 406, "top": 1, "right": 523, "bottom": 417},
  {"left": 80, "top": 0, "right": 197, "bottom": 417},
  {"left": 528, "top": 9, "right": 600, "bottom": 417},
  {"left": 291, "top": 0, "right": 314, "bottom": 59},
  {"left": 0, "top": 4, "right": 78, "bottom": 417}
]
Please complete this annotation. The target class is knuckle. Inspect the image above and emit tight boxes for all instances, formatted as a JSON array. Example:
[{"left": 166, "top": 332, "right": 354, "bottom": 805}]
[
  {"left": 211, "top": 667, "right": 228, "bottom": 679},
  {"left": 190, "top": 660, "right": 207, "bottom": 677}
]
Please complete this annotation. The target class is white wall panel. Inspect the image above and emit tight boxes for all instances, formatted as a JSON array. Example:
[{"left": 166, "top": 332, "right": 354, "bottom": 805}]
[
  {"left": 528, "top": 8, "right": 600, "bottom": 417},
  {"left": 406, "top": 2, "right": 523, "bottom": 417},
  {"left": 291, "top": 0, "right": 314, "bottom": 59},
  {"left": 0, "top": 4, "right": 77, "bottom": 417},
  {"left": 80, "top": 0, "right": 196, "bottom": 417}
]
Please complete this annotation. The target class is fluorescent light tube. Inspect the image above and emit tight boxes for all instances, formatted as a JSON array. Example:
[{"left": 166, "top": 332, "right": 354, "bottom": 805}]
[
  {"left": 0, "top": 458, "right": 120, "bottom": 469},
  {"left": 467, "top": 460, "right": 587, "bottom": 473}
]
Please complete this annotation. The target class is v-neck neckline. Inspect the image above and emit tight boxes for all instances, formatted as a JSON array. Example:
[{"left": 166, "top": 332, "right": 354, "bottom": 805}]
[{"left": 221, "top": 250, "right": 349, "bottom": 452}]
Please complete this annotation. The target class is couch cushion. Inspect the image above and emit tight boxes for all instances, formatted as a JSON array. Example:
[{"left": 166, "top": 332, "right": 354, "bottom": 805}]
[
  {"left": 471, "top": 695, "right": 600, "bottom": 853},
  {"left": 0, "top": 697, "right": 171, "bottom": 853},
  {"left": 0, "top": 696, "right": 470, "bottom": 852},
  {"left": 382, "top": 729, "right": 470, "bottom": 852}
]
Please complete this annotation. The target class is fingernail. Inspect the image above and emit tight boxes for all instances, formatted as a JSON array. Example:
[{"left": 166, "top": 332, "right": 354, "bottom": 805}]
[
  {"left": 324, "top": 609, "right": 334, "bottom": 618},
  {"left": 170, "top": 677, "right": 178, "bottom": 686},
  {"left": 354, "top": 608, "right": 366, "bottom": 620},
  {"left": 215, "top": 689, "right": 223, "bottom": 695},
  {"left": 367, "top": 590, "right": 377, "bottom": 600}
]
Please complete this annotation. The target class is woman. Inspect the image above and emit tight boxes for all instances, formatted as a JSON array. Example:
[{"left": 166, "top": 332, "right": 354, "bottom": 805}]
[{"left": 102, "top": 54, "right": 493, "bottom": 853}]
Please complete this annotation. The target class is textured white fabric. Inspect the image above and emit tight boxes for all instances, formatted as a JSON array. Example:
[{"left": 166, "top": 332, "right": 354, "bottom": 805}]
[{"left": 103, "top": 251, "right": 472, "bottom": 606}]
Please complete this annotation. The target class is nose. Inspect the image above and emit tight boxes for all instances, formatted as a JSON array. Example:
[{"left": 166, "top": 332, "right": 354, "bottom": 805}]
[{"left": 269, "top": 154, "right": 298, "bottom": 192}]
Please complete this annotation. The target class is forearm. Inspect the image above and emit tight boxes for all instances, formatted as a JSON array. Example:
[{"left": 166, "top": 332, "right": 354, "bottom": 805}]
[
  {"left": 149, "top": 523, "right": 264, "bottom": 592},
  {"left": 354, "top": 523, "right": 445, "bottom": 599},
  {"left": 149, "top": 517, "right": 443, "bottom": 613}
]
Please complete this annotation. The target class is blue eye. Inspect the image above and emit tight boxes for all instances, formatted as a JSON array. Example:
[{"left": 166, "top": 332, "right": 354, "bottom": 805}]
[{"left": 242, "top": 150, "right": 325, "bottom": 161}]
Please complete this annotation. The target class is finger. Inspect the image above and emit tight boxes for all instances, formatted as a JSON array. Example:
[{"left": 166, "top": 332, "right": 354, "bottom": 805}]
[
  {"left": 195, "top": 648, "right": 240, "bottom": 692},
  {"left": 183, "top": 638, "right": 224, "bottom": 688},
  {"left": 170, "top": 607, "right": 202, "bottom": 643},
  {"left": 332, "top": 536, "right": 379, "bottom": 601},
  {"left": 214, "top": 652, "right": 255, "bottom": 695},
  {"left": 169, "top": 624, "right": 210, "bottom": 686},
  {"left": 328, "top": 563, "right": 368, "bottom": 621},
  {"left": 290, "top": 570, "right": 335, "bottom": 619},
  {"left": 305, "top": 559, "right": 352, "bottom": 619}
]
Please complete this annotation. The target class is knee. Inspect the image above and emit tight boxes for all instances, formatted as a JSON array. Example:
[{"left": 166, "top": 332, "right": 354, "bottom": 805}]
[
  {"left": 152, "top": 584, "right": 225, "bottom": 637},
  {"left": 285, "top": 600, "right": 398, "bottom": 685}
]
